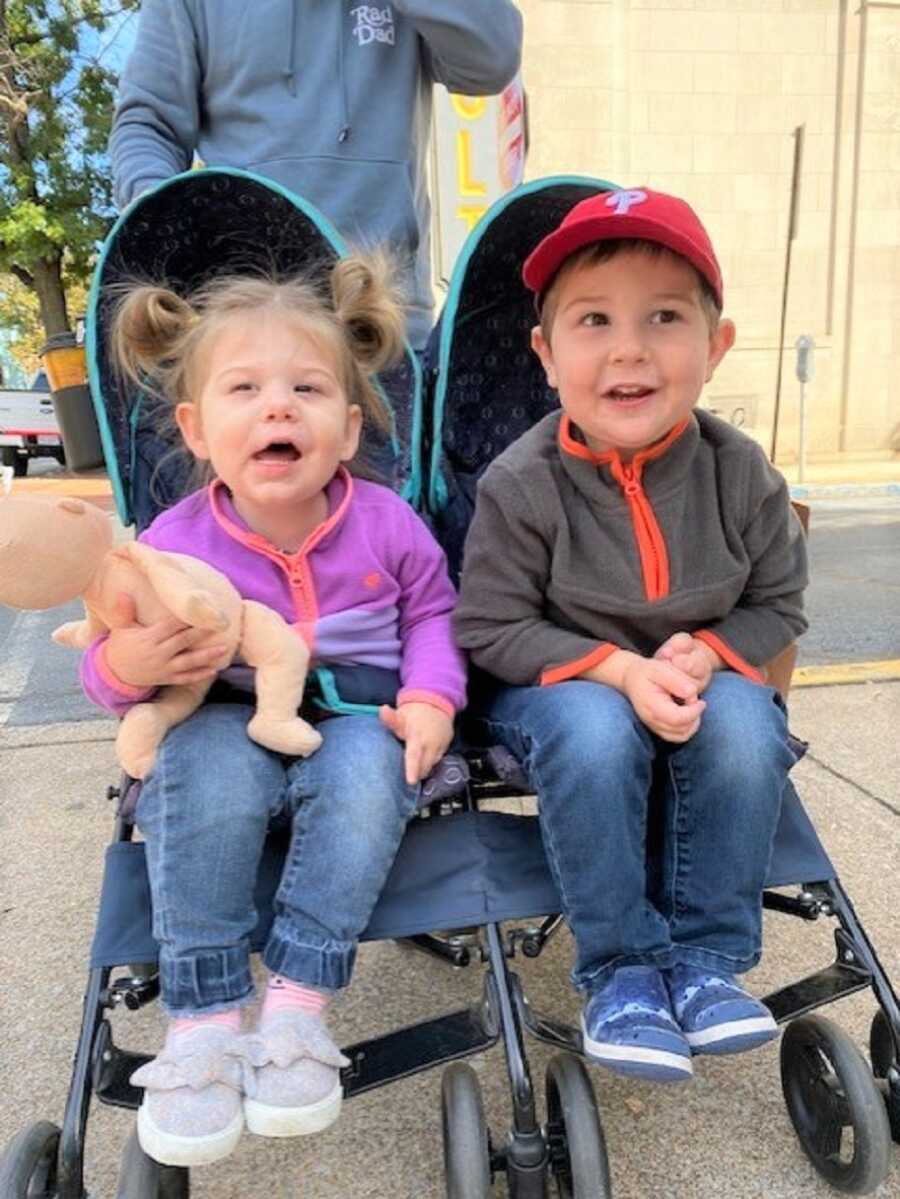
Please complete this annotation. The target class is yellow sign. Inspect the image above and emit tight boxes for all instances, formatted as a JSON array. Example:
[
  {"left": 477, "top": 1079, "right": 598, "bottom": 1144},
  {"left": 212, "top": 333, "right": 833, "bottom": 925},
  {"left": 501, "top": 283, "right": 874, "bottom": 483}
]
[{"left": 431, "top": 74, "right": 526, "bottom": 282}]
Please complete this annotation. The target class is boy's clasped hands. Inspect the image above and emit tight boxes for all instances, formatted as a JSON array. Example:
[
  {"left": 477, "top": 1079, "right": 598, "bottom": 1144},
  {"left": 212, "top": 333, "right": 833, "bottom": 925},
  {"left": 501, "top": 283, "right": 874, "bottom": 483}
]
[{"left": 584, "top": 632, "right": 725, "bottom": 743}]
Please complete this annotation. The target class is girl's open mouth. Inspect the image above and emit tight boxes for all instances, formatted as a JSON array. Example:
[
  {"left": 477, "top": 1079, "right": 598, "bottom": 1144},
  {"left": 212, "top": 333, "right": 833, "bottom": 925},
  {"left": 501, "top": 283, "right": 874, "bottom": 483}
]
[{"left": 253, "top": 442, "right": 301, "bottom": 463}]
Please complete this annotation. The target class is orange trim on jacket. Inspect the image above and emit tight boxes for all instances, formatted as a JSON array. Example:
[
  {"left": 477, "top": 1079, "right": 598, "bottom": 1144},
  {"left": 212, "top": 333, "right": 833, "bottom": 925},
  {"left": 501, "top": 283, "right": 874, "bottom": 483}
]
[
  {"left": 540, "top": 641, "right": 620, "bottom": 687},
  {"left": 558, "top": 416, "right": 688, "bottom": 602},
  {"left": 694, "top": 629, "right": 765, "bottom": 684}
]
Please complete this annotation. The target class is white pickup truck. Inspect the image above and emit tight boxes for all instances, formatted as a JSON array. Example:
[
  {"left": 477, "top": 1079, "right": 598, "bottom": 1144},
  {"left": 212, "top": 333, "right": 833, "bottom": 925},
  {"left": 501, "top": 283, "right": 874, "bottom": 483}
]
[{"left": 0, "top": 371, "right": 65, "bottom": 476}]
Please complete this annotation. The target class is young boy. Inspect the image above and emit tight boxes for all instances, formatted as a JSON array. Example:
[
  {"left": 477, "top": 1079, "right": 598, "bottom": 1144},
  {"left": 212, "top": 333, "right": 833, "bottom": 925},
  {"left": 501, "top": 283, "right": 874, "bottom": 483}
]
[{"left": 454, "top": 187, "right": 807, "bottom": 1083}]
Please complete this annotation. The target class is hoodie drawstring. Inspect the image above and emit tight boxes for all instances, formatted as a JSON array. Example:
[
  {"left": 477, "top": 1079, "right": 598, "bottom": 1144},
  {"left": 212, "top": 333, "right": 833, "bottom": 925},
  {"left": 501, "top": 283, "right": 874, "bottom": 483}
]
[
  {"left": 282, "top": 0, "right": 297, "bottom": 95},
  {"left": 337, "top": 6, "right": 351, "bottom": 143},
  {"left": 283, "top": 1, "right": 351, "bottom": 143}
]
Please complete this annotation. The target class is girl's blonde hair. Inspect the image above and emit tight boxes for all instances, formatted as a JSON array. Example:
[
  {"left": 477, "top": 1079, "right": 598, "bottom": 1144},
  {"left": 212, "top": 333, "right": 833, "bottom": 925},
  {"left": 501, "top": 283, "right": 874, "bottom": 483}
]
[{"left": 110, "top": 252, "right": 406, "bottom": 485}]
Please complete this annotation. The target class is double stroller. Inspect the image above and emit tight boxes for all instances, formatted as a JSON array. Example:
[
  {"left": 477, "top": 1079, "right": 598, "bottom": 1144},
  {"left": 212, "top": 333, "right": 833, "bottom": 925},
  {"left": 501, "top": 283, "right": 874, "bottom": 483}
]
[{"left": 2, "top": 168, "right": 899, "bottom": 1199}]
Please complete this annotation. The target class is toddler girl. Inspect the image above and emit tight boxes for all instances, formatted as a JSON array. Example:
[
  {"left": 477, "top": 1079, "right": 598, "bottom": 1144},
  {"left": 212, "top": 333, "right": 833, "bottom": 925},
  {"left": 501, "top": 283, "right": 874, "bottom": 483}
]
[{"left": 82, "top": 255, "right": 465, "bottom": 1166}]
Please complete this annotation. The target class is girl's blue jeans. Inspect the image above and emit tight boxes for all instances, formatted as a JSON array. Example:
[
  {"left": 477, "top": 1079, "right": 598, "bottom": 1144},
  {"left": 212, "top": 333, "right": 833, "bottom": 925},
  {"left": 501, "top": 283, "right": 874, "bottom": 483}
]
[
  {"left": 469, "top": 671, "right": 797, "bottom": 992},
  {"left": 134, "top": 704, "right": 418, "bottom": 1015}
]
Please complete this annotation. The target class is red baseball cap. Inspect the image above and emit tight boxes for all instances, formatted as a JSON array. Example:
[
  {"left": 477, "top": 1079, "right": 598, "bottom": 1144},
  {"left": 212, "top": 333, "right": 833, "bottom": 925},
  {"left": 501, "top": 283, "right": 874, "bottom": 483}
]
[{"left": 522, "top": 187, "right": 723, "bottom": 309}]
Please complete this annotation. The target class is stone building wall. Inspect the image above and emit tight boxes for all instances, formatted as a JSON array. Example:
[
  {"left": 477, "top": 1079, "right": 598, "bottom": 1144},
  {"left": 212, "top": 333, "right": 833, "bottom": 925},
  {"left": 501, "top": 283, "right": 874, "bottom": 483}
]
[{"left": 513, "top": 0, "right": 899, "bottom": 463}]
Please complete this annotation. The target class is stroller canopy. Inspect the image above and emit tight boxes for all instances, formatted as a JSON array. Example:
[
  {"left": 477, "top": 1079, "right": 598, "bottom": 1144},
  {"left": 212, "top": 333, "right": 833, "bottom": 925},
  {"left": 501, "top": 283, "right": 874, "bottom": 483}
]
[{"left": 87, "top": 168, "right": 422, "bottom": 530}]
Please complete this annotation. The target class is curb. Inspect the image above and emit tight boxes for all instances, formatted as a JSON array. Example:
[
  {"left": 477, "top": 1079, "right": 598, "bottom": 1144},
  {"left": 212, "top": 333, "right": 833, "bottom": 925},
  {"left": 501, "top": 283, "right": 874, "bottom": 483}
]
[
  {"left": 789, "top": 482, "right": 900, "bottom": 500},
  {"left": 792, "top": 661, "right": 900, "bottom": 688}
]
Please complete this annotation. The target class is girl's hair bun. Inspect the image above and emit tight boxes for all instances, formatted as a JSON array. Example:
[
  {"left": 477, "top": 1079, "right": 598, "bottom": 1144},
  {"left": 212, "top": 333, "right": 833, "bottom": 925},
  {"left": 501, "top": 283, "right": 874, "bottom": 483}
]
[
  {"left": 330, "top": 252, "right": 405, "bottom": 376},
  {"left": 111, "top": 284, "right": 197, "bottom": 386}
]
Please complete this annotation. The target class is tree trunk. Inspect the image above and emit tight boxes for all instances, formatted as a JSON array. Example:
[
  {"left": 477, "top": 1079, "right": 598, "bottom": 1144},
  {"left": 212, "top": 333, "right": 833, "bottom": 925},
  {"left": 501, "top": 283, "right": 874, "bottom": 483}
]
[{"left": 30, "top": 255, "right": 70, "bottom": 339}]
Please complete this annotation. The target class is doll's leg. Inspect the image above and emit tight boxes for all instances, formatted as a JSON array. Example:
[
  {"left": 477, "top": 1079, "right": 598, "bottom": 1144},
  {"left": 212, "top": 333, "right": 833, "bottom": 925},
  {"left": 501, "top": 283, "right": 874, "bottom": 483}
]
[
  {"left": 117, "top": 679, "right": 212, "bottom": 780},
  {"left": 240, "top": 600, "right": 322, "bottom": 757}
]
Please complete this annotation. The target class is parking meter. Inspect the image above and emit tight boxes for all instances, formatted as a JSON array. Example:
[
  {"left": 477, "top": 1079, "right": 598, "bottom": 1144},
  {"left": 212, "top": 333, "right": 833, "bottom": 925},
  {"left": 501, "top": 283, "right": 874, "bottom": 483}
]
[
  {"left": 794, "top": 335, "right": 815, "bottom": 482},
  {"left": 795, "top": 335, "right": 815, "bottom": 383}
]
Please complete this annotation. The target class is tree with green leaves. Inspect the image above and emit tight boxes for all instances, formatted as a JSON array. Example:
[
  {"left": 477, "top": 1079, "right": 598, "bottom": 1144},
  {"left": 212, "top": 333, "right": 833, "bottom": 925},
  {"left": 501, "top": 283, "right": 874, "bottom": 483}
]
[{"left": 0, "top": 0, "right": 137, "bottom": 342}]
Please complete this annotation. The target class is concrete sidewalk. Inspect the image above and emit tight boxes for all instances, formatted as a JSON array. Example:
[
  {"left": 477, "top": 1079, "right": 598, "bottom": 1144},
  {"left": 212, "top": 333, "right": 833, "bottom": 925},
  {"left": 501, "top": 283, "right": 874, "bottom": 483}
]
[{"left": 1, "top": 680, "right": 898, "bottom": 1198}]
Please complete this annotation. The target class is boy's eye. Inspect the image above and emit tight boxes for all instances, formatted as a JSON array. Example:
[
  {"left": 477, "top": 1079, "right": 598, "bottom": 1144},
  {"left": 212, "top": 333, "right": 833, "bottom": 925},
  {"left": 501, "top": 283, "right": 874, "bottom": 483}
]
[
  {"left": 581, "top": 311, "right": 609, "bottom": 327},
  {"left": 652, "top": 309, "right": 680, "bottom": 325}
]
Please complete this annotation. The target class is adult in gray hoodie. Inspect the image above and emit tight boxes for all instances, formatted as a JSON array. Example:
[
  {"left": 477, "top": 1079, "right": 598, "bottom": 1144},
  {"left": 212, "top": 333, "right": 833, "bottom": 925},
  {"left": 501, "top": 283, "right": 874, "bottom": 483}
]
[{"left": 110, "top": 1, "right": 523, "bottom": 349}]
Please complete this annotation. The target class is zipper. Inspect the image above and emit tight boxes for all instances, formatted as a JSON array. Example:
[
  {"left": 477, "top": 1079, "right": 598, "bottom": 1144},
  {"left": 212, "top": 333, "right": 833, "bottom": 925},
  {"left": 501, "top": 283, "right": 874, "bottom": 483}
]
[
  {"left": 618, "top": 463, "right": 669, "bottom": 601},
  {"left": 282, "top": 554, "right": 316, "bottom": 623}
]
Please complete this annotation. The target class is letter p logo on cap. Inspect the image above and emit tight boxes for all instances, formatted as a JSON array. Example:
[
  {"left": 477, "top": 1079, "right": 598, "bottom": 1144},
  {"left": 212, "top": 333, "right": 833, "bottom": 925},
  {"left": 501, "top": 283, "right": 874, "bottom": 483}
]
[{"left": 605, "top": 189, "right": 648, "bottom": 216}]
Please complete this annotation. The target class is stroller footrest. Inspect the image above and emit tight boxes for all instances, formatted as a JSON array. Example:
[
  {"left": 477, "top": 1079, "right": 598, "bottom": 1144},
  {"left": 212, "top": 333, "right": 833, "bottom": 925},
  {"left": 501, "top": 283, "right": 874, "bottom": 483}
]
[
  {"left": 764, "top": 961, "right": 872, "bottom": 1025},
  {"left": 341, "top": 1006, "right": 498, "bottom": 1099},
  {"left": 94, "top": 1045, "right": 151, "bottom": 1111}
]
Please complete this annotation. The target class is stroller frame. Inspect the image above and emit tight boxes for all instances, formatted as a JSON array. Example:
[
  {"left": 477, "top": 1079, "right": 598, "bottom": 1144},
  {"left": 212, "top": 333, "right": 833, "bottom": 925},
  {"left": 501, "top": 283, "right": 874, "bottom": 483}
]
[{"left": 40, "top": 757, "right": 900, "bottom": 1199}]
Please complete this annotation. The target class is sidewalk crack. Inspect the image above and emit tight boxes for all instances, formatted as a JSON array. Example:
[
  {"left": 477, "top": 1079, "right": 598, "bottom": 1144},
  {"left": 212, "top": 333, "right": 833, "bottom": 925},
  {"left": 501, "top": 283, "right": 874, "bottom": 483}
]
[{"left": 806, "top": 751, "right": 900, "bottom": 818}]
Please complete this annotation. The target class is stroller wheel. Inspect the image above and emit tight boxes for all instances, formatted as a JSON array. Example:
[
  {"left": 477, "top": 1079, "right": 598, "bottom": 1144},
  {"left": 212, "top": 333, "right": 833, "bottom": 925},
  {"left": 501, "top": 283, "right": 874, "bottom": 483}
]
[
  {"left": 545, "top": 1053, "right": 611, "bottom": 1198},
  {"left": 441, "top": 1062, "right": 493, "bottom": 1198},
  {"left": 116, "top": 1128, "right": 190, "bottom": 1199},
  {"left": 0, "top": 1120, "right": 60, "bottom": 1197},
  {"left": 869, "top": 1010, "right": 900, "bottom": 1144},
  {"left": 781, "top": 1015, "right": 891, "bottom": 1194}
]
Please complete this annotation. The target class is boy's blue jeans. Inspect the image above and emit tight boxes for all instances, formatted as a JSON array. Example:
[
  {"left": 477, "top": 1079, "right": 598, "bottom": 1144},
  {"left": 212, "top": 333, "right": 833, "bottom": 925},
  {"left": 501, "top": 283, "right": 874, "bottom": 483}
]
[
  {"left": 134, "top": 704, "right": 418, "bottom": 1015},
  {"left": 470, "top": 672, "right": 796, "bottom": 992}
]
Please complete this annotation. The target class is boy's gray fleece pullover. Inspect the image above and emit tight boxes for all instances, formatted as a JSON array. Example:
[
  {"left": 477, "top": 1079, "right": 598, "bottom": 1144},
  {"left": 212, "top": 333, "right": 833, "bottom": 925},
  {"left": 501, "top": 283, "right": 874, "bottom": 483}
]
[
  {"left": 454, "top": 409, "right": 808, "bottom": 687},
  {"left": 110, "top": 1, "right": 522, "bottom": 349}
]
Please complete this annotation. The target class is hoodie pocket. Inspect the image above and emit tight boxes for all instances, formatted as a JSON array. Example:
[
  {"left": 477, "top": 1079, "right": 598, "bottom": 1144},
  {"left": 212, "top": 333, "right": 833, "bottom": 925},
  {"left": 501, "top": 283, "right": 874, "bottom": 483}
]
[{"left": 247, "top": 156, "right": 420, "bottom": 259}]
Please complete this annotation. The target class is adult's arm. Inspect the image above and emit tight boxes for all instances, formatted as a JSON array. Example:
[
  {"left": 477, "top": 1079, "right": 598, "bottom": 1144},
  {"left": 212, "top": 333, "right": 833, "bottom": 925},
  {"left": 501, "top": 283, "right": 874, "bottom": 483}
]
[
  {"left": 109, "top": 0, "right": 202, "bottom": 209},
  {"left": 396, "top": 0, "right": 523, "bottom": 93}
]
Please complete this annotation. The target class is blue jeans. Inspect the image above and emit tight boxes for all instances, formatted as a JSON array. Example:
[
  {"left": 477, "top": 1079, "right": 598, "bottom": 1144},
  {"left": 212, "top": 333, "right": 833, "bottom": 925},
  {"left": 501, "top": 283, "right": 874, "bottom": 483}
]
[
  {"left": 470, "top": 672, "right": 796, "bottom": 991},
  {"left": 135, "top": 704, "right": 419, "bottom": 1015}
]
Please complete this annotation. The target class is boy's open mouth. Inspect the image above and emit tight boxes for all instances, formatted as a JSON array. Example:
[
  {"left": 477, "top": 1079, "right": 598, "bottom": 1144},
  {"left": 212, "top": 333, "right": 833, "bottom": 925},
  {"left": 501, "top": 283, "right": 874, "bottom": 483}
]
[
  {"left": 253, "top": 441, "right": 301, "bottom": 463},
  {"left": 605, "top": 385, "right": 655, "bottom": 403}
]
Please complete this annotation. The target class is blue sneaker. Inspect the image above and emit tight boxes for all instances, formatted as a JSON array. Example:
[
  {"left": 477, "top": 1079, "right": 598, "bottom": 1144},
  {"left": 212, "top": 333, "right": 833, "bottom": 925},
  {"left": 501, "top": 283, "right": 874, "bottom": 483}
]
[
  {"left": 581, "top": 966, "right": 693, "bottom": 1083},
  {"left": 666, "top": 964, "right": 777, "bottom": 1055}
]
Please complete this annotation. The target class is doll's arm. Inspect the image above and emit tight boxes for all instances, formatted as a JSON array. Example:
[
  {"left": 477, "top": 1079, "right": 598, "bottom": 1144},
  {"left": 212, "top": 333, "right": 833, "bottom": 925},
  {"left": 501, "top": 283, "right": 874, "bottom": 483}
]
[
  {"left": 116, "top": 543, "right": 229, "bottom": 631},
  {"left": 53, "top": 606, "right": 108, "bottom": 650}
]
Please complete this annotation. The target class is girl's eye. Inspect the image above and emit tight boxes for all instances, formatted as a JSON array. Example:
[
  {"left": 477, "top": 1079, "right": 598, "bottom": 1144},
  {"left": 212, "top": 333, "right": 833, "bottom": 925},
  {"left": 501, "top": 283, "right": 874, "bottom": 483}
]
[
  {"left": 652, "top": 309, "right": 680, "bottom": 325},
  {"left": 230, "top": 381, "right": 255, "bottom": 393},
  {"left": 581, "top": 311, "right": 609, "bottom": 327}
]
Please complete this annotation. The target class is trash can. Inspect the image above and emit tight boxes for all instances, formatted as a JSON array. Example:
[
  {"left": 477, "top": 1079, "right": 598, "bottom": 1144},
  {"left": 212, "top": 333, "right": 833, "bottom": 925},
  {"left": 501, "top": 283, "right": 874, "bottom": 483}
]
[{"left": 40, "top": 332, "right": 105, "bottom": 471}]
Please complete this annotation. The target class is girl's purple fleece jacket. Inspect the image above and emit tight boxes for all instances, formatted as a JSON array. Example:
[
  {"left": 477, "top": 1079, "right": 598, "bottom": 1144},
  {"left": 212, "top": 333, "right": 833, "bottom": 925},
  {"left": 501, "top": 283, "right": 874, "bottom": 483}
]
[{"left": 81, "top": 468, "right": 466, "bottom": 719}]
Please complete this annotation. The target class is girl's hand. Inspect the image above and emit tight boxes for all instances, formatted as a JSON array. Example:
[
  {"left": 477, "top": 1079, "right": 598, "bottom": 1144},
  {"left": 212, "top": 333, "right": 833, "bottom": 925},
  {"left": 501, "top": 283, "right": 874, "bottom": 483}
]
[
  {"left": 379, "top": 701, "right": 454, "bottom": 785},
  {"left": 103, "top": 593, "right": 230, "bottom": 689},
  {"left": 620, "top": 655, "right": 706, "bottom": 743},
  {"left": 654, "top": 631, "right": 723, "bottom": 694}
]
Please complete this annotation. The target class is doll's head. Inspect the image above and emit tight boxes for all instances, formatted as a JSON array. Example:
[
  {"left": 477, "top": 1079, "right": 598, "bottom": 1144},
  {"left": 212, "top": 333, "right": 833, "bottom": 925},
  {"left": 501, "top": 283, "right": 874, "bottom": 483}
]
[{"left": 0, "top": 495, "right": 112, "bottom": 609}]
